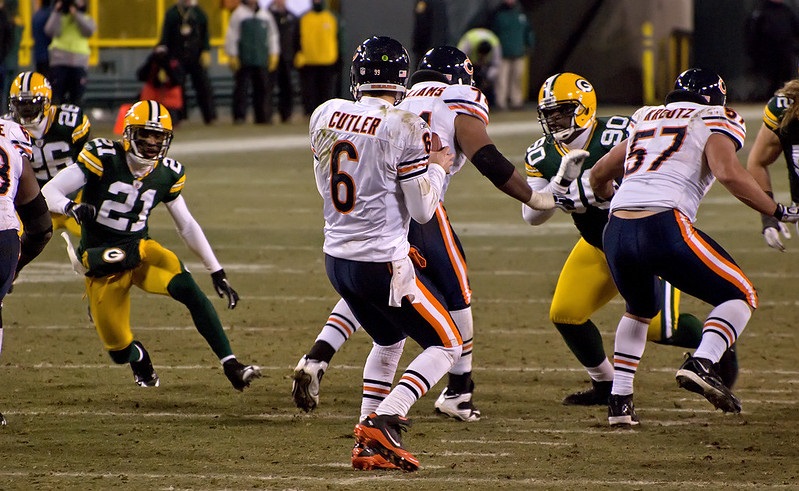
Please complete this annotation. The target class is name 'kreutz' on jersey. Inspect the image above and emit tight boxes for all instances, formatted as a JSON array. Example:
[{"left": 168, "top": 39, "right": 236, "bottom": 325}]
[
  {"left": 310, "top": 35, "right": 461, "bottom": 472},
  {"left": 589, "top": 68, "right": 799, "bottom": 427},
  {"left": 40, "top": 99, "right": 262, "bottom": 393}
]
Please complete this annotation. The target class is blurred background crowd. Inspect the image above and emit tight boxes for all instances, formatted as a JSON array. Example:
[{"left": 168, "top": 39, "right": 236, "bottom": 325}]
[{"left": 0, "top": 0, "right": 795, "bottom": 126}]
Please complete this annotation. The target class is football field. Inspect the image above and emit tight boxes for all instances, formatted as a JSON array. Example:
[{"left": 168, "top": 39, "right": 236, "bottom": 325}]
[{"left": 1, "top": 105, "right": 798, "bottom": 490}]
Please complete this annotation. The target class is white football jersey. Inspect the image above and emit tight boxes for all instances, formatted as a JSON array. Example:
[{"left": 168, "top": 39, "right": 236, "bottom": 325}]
[
  {"left": 400, "top": 81, "right": 489, "bottom": 197},
  {"left": 0, "top": 128, "right": 31, "bottom": 231},
  {"left": 610, "top": 102, "right": 746, "bottom": 222},
  {"left": 311, "top": 96, "right": 432, "bottom": 262}
]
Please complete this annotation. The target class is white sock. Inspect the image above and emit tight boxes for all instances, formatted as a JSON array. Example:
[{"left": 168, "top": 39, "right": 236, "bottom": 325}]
[
  {"left": 316, "top": 298, "right": 360, "bottom": 352},
  {"left": 377, "top": 345, "right": 459, "bottom": 417},
  {"left": 360, "top": 339, "right": 405, "bottom": 420},
  {"left": 448, "top": 307, "right": 473, "bottom": 375},
  {"left": 611, "top": 315, "right": 649, "bottom": 396},
  {"left": 586, "top": 358, "right": 614, "bottom": 382},
  {"left": 694, "top": 299, "right": 751, "bottom": 362}
]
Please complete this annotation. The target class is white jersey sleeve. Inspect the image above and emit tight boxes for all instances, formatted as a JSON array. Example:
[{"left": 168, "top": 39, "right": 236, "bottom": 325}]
[
  {"left": 0, "top": 119, "right": 33, "bottom": 162},
  {"left": 611, "top": 102, "right": 747, "bottom": 221},
  {"left": 0, "top": 136, "right": 26, "bottom": 231},
  {"left": 311, "top": 96, "right": 440, "bottom": 262}
]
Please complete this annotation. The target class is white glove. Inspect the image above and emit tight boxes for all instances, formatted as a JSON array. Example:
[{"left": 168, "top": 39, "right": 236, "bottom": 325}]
[
  {"left": 552, "top": 149, "right": 590, "bottom": 192},
  {"left": 763, "top": 223, "right": 791, "bottom": 252}
]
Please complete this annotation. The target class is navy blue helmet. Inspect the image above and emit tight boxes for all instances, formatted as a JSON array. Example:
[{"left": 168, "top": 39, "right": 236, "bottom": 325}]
[
  {"left": 673, "top": 68, "right": 727, "bottom": 106},
  {"left": 350, "top": 36, "right": 409, "bottom": 101},
  {"left": 417, "top": 46, "right": 474, "bottom": 86}
]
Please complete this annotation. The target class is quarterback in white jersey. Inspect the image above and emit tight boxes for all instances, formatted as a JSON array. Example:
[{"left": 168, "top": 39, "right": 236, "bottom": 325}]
[
  {"left": 294, "top": 47, "right": 558, "bottom": 431},
  {"left": 312, "top": 36, "right": 460, "bottom": 472},
  {"left": 0, "top": 119, "right": 54, "bottom": 426},
  {"left": 589, "top": 69, "right": 799, "bottom": 427}
]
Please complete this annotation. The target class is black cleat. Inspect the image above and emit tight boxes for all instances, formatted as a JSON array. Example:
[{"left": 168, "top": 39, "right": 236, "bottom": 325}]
[
  {"left": 563, "top": 379, "right": 612, "bottom": 406},
  {"left": 223, "top": 358, "right": 262, "bottom": 391},
  {"left": 130, "top": 341, "right": 159, "bottom": 387},
  {"left": 715, "top": 345, "right": 739, "bottom": 389},
  {"left": 676, "top": 353, "right": 741, "bottom": 413},
  {"left": 608, "top": 393, "right": 639, "bottom": 427}
]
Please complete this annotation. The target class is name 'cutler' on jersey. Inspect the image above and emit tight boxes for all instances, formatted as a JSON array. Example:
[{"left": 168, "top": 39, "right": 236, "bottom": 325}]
[
  {"left": 311, "top": 97, "right": 432, "bottom": 263},
  {"left": 611, "top": 102, "right": 746, "bottom": 222}
]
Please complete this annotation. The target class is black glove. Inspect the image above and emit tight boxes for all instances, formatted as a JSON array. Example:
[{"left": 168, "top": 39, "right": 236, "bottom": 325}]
[
  {"left": 64, "top": 201, "right": 97, "bottom": 225},
  {"left": 553, "top": 194, "right": 576, "bottom": 212},
  {"left": 774, "top": 203, "right": 799, "bottom": 223},
  {"left": 211, "top": 269, "right": 239, "bottom": 309}
]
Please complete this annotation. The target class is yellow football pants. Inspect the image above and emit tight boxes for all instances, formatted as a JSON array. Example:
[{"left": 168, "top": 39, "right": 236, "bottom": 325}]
[
  {"left": 84, "top": 238, "right": 185, "bottom": 351},
  {"left": 549, "top": 237, "right": 678, "bottom": 341}
]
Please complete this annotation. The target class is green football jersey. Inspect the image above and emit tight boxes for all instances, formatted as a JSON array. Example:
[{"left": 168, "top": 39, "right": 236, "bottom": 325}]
[
  {"left": 524, "top": 115, "right": 630, "bottom": 248},
  {"left": 27, "top": 104, "right": 91, "bottom": 188},
  {"left": 75, "top": 138, "right": 186, "bottom": 251},
  {"left": 762, "top": 95, "right": 799, "bottom": 201}
]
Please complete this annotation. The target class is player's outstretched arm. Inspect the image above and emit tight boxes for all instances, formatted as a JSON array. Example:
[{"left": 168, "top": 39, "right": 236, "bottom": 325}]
[
  {"left": 165, "top": 197, "right": 239, "bottom": 309},
  {"left": 455, "top": 114, "right": 553, "bottom": 210}
]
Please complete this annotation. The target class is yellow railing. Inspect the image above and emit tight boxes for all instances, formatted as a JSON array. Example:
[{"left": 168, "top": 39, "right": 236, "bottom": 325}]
[{"left": 17, "top": 0, "right": 230, "bottom": 67}]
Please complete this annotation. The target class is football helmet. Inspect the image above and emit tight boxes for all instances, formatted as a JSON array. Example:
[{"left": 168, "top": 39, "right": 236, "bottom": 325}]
[
  {"left": 537, "top": 72, "right": 597, "bottom": 143},
  {"left": 417, "top": 46, "right": 474, "bottom": 86},
  {"left": 123, "top": 100, "right": 173, "bottom": 171},
  {"left": 9, "top": 71, "right": 52, "bottom": 127},
  {"left": 350, "top": 36, "right": 409, "bottom": 102},
  {"left": 673, "top": 68, "right": 726, "bottom": 106}
]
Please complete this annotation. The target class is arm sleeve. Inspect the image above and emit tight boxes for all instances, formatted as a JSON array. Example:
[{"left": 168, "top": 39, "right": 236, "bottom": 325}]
[
  {"left": 165, "top": 195, "right": 222, "bottom": 273},
  {"left": 74, "top": 12, "right": 96, "bottom": 37},
  {"left": 43, "top": 10, "right": 61, "bottom": 37},
  {"left": 267, "top": 12, "right": 281, "bottom": 57},
  {"left": 224, "top": 10, "right": 241, "bottom": 57},
  {"left": 400, "top": 164, "right": 446, "bottom": 224},
  {"left": 41, "top": 164, "right": 86, "bottom": 214},
  {"left": 521, "top": 176, "right": 558, "bottom": 225}
]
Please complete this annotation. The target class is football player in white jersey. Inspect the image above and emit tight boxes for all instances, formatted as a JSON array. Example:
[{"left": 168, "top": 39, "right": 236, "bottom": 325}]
[
  {"left": 0, "top": 120, "right": 54, "bottom": 425},
  {"left": 589, "top": 69, "right": 799, "bottom": 426},
  {"left": 311, "top": 36, "right": 458, "bottom": 472},
  {"left": 294, "top": 46, "right": 555, "bottom": 427}
]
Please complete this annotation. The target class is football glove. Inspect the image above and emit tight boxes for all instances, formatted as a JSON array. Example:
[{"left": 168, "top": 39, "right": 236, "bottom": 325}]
[
  {"left": 774, "top": 202, "right": 799, "bottom": 223},
  {"left": 64, "top": 201, "right": 96, "bottom": 225},
  {"left": 763, "top": 224, "right": 791, "bottom": 252},
  {"left": 211, "top": 269, "right": 239, "bottom": 309},
  {"left": 553, "top": 149, "right": 590, "bottom": 190},
  {"left": 554, "top": 194, "right": 576, "bottom": 212}
]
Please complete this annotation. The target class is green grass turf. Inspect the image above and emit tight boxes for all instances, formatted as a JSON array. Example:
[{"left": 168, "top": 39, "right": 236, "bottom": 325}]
[{"left": 0, "top": 104, "right": 797, "bottom": 489}]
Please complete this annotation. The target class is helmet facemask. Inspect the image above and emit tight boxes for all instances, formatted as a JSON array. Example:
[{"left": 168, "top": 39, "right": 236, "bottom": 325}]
[
  {"left": 10, "top": 94, "right": 50, "bottom": 127},
  {"left": 538, "top": 101, "right": 586, "bottom": 143},
  {"left": 124, "top": 125, "right": 173, "bottom": 175}
]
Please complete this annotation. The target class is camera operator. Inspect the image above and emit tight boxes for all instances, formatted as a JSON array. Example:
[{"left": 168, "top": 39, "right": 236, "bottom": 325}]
[{"left": 44, "top": 0, "right": 95, "bottom": 105}]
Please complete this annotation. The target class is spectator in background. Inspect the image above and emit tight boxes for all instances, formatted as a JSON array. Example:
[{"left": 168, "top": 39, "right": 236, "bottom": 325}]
[
  {"left": 136, "top": 45, "right": 185, "bottom": 125},
  {"left": 32, "top": 0, "right": 52, "bottom": 78},
  {"left": 412, "top": 0, "right": 449, "bottom": 69},
  {"left": 491, "top": 0, "right": 534, "bottom": 111},
  {"left": 268, "top": 0, "right": 298, "bottom": 123},
  {"left": 295, "top": 0, "right": 338, "bottom": 116},
  {"left": 746, "top": 0, "right": 799, "bottom": 100},
  {"left": 1, "top": 0, "right": 21, "bottom": 112},
  {"left": 458, "top": 27, "right": 501, "bottom": 107},
  {"left": 44, "top": 0, "right": 95, "bottom": 106},
  {"left": 159, "top": 0, "right": 217, "bottom": 125},
  {"left": 225, "top": 0, "right": 279, "bottom": 125}
]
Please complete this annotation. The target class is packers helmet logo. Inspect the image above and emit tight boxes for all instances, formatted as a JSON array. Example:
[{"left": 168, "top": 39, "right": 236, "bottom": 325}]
[
  {"left": 576, "top": 78, "right": 593, "bottom": 92},
  {"left": 102, "top": 248, "right": 126, "bottom": 263}
]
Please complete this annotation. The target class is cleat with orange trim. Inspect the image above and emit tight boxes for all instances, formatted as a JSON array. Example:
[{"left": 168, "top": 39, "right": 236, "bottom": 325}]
[
  {"left": 351, "top": 442, "right": 400, "bottom": 470},
  {"left": 353, "top": 413, "right": 419, "bottom": 472}
]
